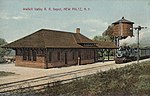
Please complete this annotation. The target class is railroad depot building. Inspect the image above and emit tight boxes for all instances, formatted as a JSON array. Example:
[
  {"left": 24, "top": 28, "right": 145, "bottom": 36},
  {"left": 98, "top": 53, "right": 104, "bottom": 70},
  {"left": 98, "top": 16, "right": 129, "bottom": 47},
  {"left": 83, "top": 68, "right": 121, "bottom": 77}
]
[{"left": 3, "top": 28, "right": 116, "bottom": 69}]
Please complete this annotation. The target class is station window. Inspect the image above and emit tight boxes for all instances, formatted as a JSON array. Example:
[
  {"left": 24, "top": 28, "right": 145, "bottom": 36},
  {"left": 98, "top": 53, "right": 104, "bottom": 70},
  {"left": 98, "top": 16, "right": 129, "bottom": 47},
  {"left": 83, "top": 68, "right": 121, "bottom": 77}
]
[
  {"left": 32, "top": 50, "right": 37, "bottom": 61},
  {"left": 72, "top": 52, "right": 75, "bottom": 60},
  {"left": 23, "top": 50, "right": 27, "bottom": 60},
  {"left": 28, "top": 50, "right": 32, "bottom": 61},
  {"left": 17, "top": 49, "right": 22, "bottom": 55},
  {"left": 49, "top": 52, "right": 52, "bottom": 63},
  {"left": 58, "top": 52, "right": 60, "bottom": 61},
  {"left": 22, "top": 49, "right": 37, "bottom": 61}
]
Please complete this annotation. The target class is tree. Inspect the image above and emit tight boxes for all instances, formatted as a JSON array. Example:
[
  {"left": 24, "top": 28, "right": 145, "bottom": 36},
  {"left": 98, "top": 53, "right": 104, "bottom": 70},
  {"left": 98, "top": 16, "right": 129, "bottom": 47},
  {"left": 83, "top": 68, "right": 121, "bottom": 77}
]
[
  {"left": 102, "top": 25, "right": 114, "bottom": 42},
  {"left": 93, "top": 36, "right": 104, "bottom": 41},
  {"left": 93, "top": 25, "right": 115, "bottom": 42},
  {"left": 121, "top": 42, "right": 128, "bottom": 46},
  {"left": 0, "top": 38, "right": 11, "bottom": 57},
  {"left": 93, "top": 35, "right": 112, "bottom": 42}
]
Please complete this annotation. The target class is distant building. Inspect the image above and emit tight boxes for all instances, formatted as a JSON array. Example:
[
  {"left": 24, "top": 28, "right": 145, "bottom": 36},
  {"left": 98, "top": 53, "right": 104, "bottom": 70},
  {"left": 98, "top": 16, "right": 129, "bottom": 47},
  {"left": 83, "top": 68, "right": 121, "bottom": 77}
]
[{"left": 3, "top": 28, "right": 116, "bottom": 69}]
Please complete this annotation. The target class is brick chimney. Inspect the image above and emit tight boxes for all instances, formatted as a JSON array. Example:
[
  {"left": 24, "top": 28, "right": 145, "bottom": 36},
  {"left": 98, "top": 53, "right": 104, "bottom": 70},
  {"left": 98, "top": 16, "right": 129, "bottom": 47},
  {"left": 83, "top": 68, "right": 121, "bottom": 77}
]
[{"left": 76, "top": 28, "right": 80, "bottom": 33}]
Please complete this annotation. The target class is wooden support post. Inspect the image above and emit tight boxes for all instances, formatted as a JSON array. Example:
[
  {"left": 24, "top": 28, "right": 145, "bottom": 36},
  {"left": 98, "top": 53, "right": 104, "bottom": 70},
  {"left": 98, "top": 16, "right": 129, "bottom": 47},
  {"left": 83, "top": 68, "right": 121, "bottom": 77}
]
[
  {"left": 107, "top": 49, "right": 110, "bottom": 61},
  {"left": 77, "top": 57, "right": 80, "bottom": 65},
  {"left": 100, "top": 49, "right": 105, "bottom": 63}
]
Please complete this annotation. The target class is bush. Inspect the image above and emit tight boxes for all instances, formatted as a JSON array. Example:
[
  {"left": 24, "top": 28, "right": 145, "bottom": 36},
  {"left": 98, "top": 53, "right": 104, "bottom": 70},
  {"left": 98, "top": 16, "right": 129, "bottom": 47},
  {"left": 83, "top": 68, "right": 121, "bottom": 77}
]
[{"left": 0, "top": 71, "right": 15, "bottom": 77}]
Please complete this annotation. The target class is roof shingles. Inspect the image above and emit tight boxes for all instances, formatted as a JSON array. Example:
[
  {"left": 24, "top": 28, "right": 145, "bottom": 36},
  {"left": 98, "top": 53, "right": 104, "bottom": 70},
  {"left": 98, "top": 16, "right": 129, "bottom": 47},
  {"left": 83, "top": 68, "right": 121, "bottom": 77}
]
[
  {"left": 112, "top": 17, "right": 134, "bottom": 24},
  {"left": 3, "top": 29, "right": 117, "bottom": 49}
]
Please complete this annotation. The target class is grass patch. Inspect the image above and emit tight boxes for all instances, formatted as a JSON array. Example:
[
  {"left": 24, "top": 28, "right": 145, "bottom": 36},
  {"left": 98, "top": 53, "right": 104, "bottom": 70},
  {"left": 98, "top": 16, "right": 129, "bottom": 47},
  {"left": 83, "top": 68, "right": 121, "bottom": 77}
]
[
  {"left": 0, "top": 71, "right": 15, "bottom": 77},
  {"left": 9, "top": 61, "right": 150, "bottom": 96},
  {"left": 41, "top": 61, "right": 150, "bottom": 96}
]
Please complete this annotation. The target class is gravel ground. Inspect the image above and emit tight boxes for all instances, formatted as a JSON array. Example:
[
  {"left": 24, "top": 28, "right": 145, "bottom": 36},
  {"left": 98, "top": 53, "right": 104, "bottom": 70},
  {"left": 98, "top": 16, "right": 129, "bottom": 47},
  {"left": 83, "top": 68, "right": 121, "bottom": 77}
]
[{"left": 0, "top": 58, "right": 149, "bottom": 84}]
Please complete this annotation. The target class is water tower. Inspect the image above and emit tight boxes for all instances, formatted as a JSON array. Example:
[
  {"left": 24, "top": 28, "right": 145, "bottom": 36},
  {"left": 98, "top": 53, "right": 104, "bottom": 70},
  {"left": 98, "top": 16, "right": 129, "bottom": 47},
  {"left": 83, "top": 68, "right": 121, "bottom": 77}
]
[{"left": 112, "top": 17, "right": 134, "bottom": 47}]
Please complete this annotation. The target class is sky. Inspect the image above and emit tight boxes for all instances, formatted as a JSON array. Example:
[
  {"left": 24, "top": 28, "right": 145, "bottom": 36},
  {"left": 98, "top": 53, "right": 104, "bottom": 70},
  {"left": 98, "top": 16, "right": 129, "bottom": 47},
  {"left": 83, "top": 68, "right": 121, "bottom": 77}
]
[{"left": 0, "top": 0, "right": 150, "bottom": 46}]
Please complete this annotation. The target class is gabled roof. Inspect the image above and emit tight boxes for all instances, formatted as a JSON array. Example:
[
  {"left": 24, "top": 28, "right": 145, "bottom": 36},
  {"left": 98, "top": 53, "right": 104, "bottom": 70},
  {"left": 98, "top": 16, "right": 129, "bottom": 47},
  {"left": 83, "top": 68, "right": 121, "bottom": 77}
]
[
  {"left": 74, "top": 33, "right": 95, "bottom": 44},
  {"left": 3, "top": 29, "right": 117, "bottom": 49},
  {"left": 3, "top": 29, "right": 96, "bottom": 48},
  {"left": 112, "top": 17, "right": 134, "bottom": 24},
  {"left": 95, "top": 41, "right": 117, "bottom": 49}
]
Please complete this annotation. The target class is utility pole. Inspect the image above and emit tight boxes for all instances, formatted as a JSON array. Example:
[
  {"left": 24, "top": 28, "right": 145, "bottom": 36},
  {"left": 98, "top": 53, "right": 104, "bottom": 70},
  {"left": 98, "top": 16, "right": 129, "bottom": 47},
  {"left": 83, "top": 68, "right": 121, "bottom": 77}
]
[{"left": 134, "top": 26, "right": 147, "bottom": 64}]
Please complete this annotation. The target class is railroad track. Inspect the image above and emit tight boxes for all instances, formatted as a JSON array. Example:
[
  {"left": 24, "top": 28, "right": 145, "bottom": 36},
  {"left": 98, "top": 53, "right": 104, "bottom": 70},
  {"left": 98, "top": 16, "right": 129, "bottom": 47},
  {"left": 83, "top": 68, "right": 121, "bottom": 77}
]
[{"left": 0, "top": 63, "right": 114, "bottom": 93}]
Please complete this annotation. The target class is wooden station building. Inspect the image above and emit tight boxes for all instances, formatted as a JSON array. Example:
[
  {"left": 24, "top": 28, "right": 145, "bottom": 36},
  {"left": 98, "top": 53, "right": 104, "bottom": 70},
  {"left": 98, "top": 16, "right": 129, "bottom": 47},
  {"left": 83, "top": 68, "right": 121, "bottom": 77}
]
[{"left": 3, "top": 28, "right": 116, "bottom": 69}]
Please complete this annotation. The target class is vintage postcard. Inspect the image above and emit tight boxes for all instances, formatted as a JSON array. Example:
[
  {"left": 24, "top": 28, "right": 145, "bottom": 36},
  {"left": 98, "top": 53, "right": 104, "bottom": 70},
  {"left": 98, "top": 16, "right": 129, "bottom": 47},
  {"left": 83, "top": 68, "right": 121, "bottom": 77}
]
[{"left": 0, "top": 0, "right": 150, "bottom": 95}]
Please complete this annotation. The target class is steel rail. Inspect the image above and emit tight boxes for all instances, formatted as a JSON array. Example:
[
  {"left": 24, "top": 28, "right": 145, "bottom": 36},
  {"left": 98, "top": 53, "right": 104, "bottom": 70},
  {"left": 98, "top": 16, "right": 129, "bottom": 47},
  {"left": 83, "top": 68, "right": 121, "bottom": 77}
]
[{"left": 0, "top": 63, "right": 114, "bottom": 93}]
